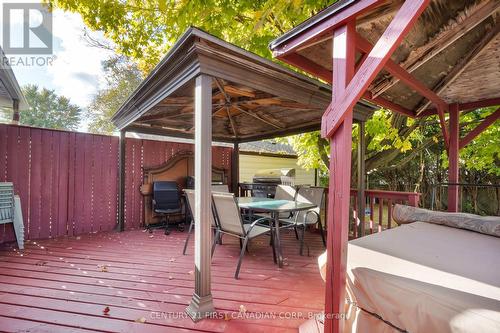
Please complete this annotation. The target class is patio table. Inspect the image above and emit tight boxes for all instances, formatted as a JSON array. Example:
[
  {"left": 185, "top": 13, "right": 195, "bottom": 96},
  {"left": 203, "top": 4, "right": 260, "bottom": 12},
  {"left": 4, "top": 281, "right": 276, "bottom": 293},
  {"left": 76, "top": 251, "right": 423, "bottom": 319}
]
[{"left": 237, "top": 197, "right": 317, "bottom": 268}]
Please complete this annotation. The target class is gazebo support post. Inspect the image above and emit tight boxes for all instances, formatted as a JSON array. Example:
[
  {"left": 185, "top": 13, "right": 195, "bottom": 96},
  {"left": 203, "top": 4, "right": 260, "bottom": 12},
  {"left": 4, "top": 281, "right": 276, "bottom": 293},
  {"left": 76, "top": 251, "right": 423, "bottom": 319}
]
[
  {"left": 12, "top": 99, "right": 19, "bottom": 124},
  {"left": 231, "top": 142, "right": 240, "bottom": 196},
  {"left": 117, "top": 130, "right": 126, "bottom": 232},
  {"left": 357, "top": 121, "right": 366, "bottom": 237},
  {"left": 322, "top": 2, "right": 430, "bottom": 332},
  {"left": 186, "top": 74, "right": 215, "bottom": 321},
  {"left": 324, "top": 21, "right": 356, "bottom": 333},
  {"left": 448, "top": 103, "right": 460, "bottom": 212}
]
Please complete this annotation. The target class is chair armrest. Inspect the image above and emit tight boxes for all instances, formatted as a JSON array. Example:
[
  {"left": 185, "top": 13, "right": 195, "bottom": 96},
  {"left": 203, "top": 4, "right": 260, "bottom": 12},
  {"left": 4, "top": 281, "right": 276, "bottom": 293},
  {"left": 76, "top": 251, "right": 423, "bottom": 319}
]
[
  {"left": 304, "top": 210, "right": 320, "bottom": 224},
  {"left": 246, "top": 216, "right": 272, "bottom": 234}
]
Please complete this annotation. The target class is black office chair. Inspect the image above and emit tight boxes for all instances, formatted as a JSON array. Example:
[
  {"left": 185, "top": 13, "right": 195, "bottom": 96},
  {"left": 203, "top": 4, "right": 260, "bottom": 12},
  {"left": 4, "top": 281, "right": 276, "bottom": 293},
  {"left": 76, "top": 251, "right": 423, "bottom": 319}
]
[{"left": 152, "top": 181, "right": 182, "bottom": 235}]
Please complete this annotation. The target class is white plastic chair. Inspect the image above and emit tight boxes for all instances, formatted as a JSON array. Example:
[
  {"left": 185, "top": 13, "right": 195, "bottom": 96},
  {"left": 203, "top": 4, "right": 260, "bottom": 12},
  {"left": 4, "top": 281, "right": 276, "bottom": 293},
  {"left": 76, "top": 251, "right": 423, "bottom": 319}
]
[
  {"left": 212, "top": 192, "right": 274, "bottom": 279},
  {"left": 0, "top": 183, "right": 24, "bottom": 250}
]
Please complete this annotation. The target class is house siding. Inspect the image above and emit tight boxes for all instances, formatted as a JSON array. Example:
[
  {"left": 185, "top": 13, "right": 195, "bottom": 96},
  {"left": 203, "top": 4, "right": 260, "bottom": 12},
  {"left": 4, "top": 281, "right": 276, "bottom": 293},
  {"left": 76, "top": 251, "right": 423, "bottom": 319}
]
[{"left": 239, "top": 153, "right": 316, "bottom": 185}]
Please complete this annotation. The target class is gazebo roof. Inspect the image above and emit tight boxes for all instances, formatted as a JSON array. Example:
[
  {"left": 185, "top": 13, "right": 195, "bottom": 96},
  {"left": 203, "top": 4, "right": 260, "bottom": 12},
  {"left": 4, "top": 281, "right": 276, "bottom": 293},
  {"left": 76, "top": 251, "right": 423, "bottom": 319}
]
[
  {"left": 0, "top": 47, "right": 29, "bottom": 110},
  {"left": 112, "top": 27, "right": 376, "bottom": 143},
  {"left": 270, "top": 0, "right": 500, "bottom": 117}
]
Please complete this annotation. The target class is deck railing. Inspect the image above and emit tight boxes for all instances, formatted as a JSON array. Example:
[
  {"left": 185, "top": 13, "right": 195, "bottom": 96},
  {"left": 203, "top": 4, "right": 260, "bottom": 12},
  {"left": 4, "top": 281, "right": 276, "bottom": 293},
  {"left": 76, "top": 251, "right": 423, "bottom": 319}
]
[{"left": 349, "top": 189, "right": 420, "bottom": 238}]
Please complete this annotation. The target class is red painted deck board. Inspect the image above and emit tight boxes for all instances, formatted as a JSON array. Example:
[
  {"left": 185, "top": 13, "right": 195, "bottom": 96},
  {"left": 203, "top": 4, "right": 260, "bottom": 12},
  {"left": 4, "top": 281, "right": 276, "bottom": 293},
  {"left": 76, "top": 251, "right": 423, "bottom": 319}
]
[{"left": 0, "top": 228, "right": 325, "bottom": 332}]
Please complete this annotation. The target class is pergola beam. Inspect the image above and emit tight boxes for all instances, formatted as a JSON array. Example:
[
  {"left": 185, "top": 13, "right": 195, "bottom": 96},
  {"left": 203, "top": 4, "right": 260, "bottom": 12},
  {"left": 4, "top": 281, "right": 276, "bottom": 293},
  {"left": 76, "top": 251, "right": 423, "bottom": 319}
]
[
  {"left": 356, "top": 34, "right": 447, "bottom": 109},
  {"left": 416, "top": 24, "right": 499, "bottom": 115},
  {"left": 282, "top": 52, "right": 417, "bottom": 118},
  {"left": 362, "top": 92, "right": 415, "bottom": 117},
  {"left": 322, "top": 0, "right": 430, "bottom": 138},
  {"left": 459, "top": 107, "right": 500, "bottom": 149},
  {"left": 437, "top": 104, "right": 450, "bottom": 149},
  {"left": 419, "top": 97, "right": 500, "bottom": 117},
  {"left": 281, "top": 53, "right": 333, "bottom": 83},
  {"left": 372, "top": 0, "right": 500, "bottom": 97},
  {"left": 272, "top": 0, "right": 385, "bottom": 57}
]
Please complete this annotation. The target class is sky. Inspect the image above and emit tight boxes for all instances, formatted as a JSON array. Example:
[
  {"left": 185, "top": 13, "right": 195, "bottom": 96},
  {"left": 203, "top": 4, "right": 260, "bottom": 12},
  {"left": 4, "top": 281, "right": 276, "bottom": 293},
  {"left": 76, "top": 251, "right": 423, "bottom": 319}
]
[{"left": 1, "top": 0, "right": 115, "bottom": 112}]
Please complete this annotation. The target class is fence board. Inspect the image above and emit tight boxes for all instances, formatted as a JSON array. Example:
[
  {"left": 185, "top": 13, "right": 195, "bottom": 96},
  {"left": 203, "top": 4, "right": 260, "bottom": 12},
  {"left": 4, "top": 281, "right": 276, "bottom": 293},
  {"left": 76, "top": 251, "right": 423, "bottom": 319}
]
[{"left": 0, "top": 124, "right": 233, "bottom": 243}]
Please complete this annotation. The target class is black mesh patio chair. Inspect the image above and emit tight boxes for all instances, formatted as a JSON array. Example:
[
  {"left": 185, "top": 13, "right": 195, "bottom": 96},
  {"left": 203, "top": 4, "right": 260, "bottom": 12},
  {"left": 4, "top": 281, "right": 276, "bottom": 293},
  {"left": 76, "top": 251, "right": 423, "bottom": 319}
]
[{"left": 152, "top": 181, "right": 182, "bottom": 235}]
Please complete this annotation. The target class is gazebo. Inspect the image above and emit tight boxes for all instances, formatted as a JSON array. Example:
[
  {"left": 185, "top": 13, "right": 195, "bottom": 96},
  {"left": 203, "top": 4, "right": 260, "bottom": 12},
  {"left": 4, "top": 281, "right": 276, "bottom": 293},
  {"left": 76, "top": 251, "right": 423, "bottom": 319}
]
[
  {"left": 269, "top": 0, "right": 499, "bottom": 331},
  {"left": 111, "top": 27, "right": 376, "bottom": 321}
]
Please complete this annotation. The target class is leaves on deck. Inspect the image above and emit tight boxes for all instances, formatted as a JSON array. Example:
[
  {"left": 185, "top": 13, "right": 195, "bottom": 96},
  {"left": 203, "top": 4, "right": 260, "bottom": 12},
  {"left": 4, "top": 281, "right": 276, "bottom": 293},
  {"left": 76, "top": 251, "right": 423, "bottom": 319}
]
[
  {"left": 103, "top": 306, "right": 110, "bottom": 315},
  {"left": 135, "top": 317, "right": 147, "bottom": 323}
]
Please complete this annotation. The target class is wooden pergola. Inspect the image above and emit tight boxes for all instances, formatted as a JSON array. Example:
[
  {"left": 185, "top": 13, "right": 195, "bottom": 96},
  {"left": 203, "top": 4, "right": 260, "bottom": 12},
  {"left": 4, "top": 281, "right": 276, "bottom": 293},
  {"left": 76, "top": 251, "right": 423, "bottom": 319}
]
[
  {"left": 112, "top": 27, "right": 376, "bottom": 321},
  {"left": 269, "top": 0, "right": 499, "bottom": 332}
]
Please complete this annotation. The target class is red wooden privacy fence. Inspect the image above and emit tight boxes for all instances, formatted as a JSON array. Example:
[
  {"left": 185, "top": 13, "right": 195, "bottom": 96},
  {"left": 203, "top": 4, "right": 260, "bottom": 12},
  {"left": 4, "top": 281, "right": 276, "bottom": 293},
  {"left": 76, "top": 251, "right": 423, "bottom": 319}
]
[{"left": 0, "top": 124, "right": 232, "bottom": 243}]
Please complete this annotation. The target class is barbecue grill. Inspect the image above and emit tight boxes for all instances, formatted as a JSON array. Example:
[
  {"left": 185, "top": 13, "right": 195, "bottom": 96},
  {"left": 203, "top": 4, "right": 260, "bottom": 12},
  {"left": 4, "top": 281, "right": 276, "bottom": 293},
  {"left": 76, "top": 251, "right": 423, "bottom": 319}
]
[{"left": 241, "top": 168, "right": 295, "bottom": 198}]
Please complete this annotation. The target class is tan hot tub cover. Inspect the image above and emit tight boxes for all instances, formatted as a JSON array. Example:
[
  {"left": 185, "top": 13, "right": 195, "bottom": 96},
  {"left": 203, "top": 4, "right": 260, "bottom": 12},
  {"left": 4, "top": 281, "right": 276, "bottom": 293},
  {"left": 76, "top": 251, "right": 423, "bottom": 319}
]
[{"left": 320, "top": 222, "right": 500, "bottom": 333}]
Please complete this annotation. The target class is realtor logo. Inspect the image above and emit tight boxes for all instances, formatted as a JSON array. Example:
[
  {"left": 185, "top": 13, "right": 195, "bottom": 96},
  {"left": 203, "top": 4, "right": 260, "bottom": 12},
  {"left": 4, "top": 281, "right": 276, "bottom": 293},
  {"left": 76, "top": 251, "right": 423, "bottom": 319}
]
[{"left": 3, "top": 3, "right": 53, "bottom": 54}]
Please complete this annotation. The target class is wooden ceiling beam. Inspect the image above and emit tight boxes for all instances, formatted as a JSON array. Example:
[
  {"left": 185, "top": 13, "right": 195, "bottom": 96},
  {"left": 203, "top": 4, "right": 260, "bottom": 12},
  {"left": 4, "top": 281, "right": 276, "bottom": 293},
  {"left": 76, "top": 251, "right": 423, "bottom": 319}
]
[
  {"left": 232, "top": 105, "right": 284, "bottom": 129},
  {"left": 415, "top": 24, "right": 499, "bottom": 115},
  {"left": 223, "top": 85, "right": 256, "bottom": 98},
  {"left": 371, "top": 0, "right": 500, "bottom": 97},
  {"left": 225, "top": 106, "right": 238, "bottom": 138},
  {"left": 356, "top": 34, "right": 447, "bottom": 109}
]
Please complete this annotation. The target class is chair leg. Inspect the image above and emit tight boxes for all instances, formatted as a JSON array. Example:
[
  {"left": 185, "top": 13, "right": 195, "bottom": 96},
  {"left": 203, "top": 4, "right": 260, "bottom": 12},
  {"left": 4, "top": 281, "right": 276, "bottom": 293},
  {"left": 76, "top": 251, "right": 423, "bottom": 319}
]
[
  {"left": 294, "top": 226, "right": 299, "bottom": 240},
  {"left": 270, "top": 229, "right": 277, "bottom": 264},
  {"left": 164, "top": 215, "right": 171, "bottom": 235},
  {"left": 182, "top": 221, "right": 194, "bottom": 255},
  {"left": 299, "top": 225, "right": 306, "bottom": 256},
  {"left": 13, "top": 196, "right": 24, "bottom": 250},
  {"left": 235, "top": 237, "right": 249, "bottom": 279},
  {"left": 211, "top": 229, "right": 220, "bottom": 258},
  {"left": 318, "top": 219, "right": 326, "bottom": 247}
]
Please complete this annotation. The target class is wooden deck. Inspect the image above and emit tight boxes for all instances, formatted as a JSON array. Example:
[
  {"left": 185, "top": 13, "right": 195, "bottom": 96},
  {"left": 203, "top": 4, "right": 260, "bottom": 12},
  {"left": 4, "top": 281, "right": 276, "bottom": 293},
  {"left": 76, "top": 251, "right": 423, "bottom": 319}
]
[{"left": 0, "top": 227, "right": 325, "bottom": 332}]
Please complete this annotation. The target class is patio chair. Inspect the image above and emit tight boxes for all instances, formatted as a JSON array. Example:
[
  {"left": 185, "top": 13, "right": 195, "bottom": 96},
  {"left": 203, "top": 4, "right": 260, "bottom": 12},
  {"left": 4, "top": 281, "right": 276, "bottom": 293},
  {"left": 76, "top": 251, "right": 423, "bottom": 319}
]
[
  {"left": 212, "top": 192, "right": 274, "bottom": 279},
  {"left": 182, "top": 189, "right": 220, "bottom": 255},
  {"left": 211, "top": 184, "right": 229, "bottom": 193},
  {"left": 0, "top": 183, "right": 24, "bottom": 250},
  {"left": 280, "top": 186, "right": 325, "bottom": 256}
]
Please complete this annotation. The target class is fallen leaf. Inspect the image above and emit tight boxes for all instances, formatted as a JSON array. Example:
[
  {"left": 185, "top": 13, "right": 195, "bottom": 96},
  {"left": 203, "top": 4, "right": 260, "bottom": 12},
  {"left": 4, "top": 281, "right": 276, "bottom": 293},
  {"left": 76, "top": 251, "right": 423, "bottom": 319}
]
[
  {"left": 35, "top": 260, "right": 47, "bottom": 266},
  {"left": 135, "top": 317, "right": 147, "bottom": 323},
  {"left": 168, "top": 276, "right": 173, "bottom": 280},
  {"left": 149, "top": 235, "right": 154, "bottom": 238},
  {"left": 224, "top": 313, "right": 231, "bottom": 321},
  {"left": 100, "top": 265, "right": 109, "bottom": 272},
  {"left": 103, "top": 306, "right": 110, "bottom": 315},
  {"left": 239, "top": 305, "right": 247, "bottom": 314},
  {"left": 169, "top": 258, "right": 175, "bottom": 262}
]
